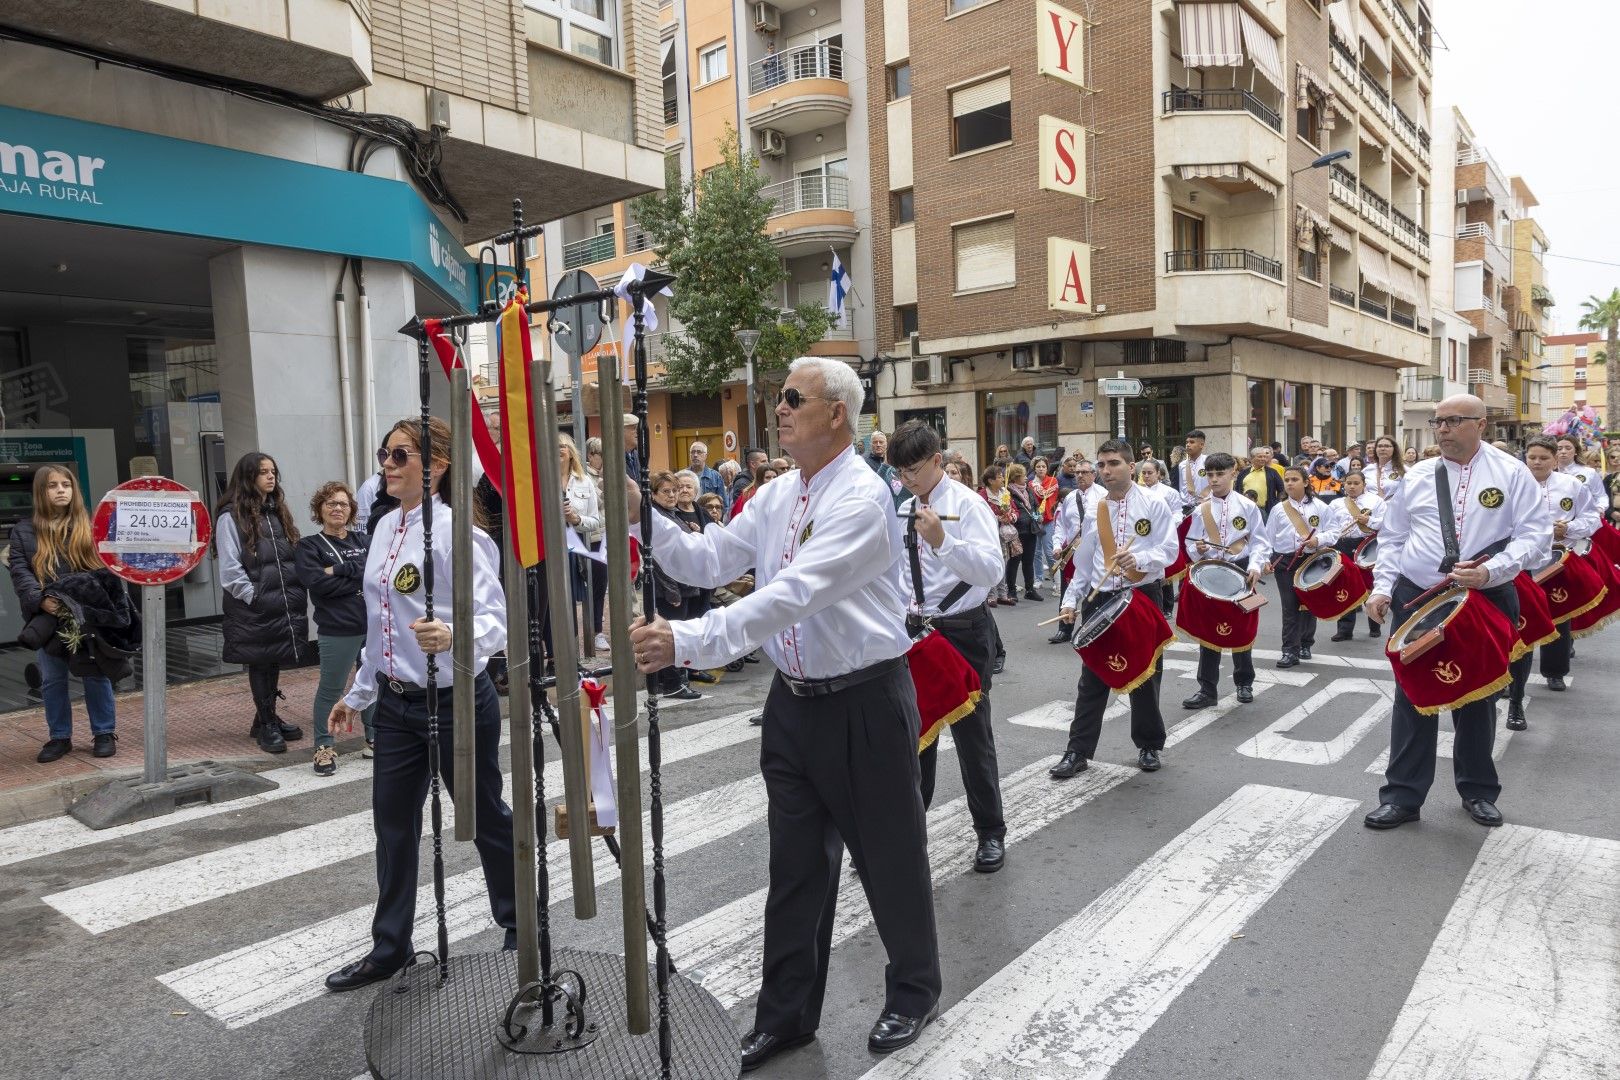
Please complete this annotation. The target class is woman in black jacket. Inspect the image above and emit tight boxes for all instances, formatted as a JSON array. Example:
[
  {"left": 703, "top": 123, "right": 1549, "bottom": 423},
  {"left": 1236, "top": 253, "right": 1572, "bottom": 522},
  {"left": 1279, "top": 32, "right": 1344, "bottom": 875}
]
[
  {"left": 294, "top": 481, "right": 373, "bottom": 775},
  {"left": 216, "top": 452, "right": 309, "bottom": 754},
  {"left": 6, "top": 465, "right": 121, "bottom": 762},
  {"left": 648, "top": 469, "right": 703, "bottom": 700},
  {"left": 1005, "top": 462, "right": 1043, "bottom": 601}
]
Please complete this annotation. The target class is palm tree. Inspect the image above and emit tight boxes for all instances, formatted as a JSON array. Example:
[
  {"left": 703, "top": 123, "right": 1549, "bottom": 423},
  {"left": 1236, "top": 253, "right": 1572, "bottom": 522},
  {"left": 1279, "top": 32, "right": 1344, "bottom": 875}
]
[{"left": 1578, "top": 289, "right": 1620, "bottom": 439}]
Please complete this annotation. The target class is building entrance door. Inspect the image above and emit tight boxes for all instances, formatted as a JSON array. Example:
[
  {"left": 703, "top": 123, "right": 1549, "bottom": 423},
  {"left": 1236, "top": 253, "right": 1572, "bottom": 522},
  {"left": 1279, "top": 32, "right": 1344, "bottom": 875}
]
[{"left": 1123, "top": 379, "right": 1193, "bottom": 461}]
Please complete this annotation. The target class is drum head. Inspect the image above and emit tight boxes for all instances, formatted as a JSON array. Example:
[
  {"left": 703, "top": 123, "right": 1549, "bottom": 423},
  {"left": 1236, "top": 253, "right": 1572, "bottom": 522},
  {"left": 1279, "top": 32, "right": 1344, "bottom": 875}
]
[
  {"left": 1295, "top": 549, "right": 1340, "bottom": 589},
  {"left": 1072, "top": 590, "right": 1132, "bottom": 648},
  {"left": 1188, "top": 560, "right": 1248, "bottom": 602},
  {"left": 1354, "top": 536, "right": 1379, "bottom": 569},
  {"left": 1390, "top": 589, "right": 1465, "bottom": 649}
]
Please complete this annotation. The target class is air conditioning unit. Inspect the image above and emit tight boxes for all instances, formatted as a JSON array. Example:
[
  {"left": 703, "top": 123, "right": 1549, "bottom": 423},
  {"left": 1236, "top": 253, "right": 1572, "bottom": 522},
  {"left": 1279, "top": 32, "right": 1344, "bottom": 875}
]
[
  {"left": 758, "top": 128, "right": 787, "bottom": 157},
  {"left": 753, "top": 2, "right": 780, "bottom": 32},
  {"left": 910, "top": 358, "right": 933, "bottom": 387},
  {"left": 1011, "top": 345, "right": 1034, "bottom": 370},
  {"left": 1034, "top": 340, "right": 1081, "bottom": 368}
]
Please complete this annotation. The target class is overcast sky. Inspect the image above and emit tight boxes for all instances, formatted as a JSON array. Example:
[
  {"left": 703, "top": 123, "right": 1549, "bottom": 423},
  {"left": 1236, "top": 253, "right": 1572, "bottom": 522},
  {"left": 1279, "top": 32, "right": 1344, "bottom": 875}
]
[{"left": 1433, "top": 0, "right": 1619, "bottom": 333}]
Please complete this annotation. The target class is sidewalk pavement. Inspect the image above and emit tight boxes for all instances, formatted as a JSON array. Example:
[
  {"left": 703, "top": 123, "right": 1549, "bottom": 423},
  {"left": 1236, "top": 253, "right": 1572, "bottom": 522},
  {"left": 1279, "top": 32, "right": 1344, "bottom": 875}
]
[{"left": 0, "top": 665, "right": 344, "bottom": 828}]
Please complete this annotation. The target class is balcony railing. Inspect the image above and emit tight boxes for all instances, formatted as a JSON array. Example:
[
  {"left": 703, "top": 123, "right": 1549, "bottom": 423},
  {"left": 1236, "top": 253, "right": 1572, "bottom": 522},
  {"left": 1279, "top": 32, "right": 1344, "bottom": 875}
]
[
  {"left": 1404, "top": 374, "right": 1444, "bottom": 402},
  {"left": 748, "top": 43, "right": 845, "bottom": 95},
  {"left": 1330, "top": 283, "right": 1357, "bottom": 307},
  {"left": 1329, "top": 35, "right": 1358, "bottom": 81},
  {"left": 1161, "top": 88, "right": 1281, "bottom": 133},
  {"left": 624, "top": 223, "right": 656, "bottom": 255},
  {"left": 1456, "top": 221, "right": 1493, "bottom": 241},
  {"left": 1360, "top": 295, "right": 1388, "bottom": 319},
  {"left": 1390, "top": 0, "right": 1419, "bottom": 42},
  {"left": 1359, "top": 67, "right": 1392, "bottom": 120},
  {"left": 1391, "top": 308, "right": 1416, "bottom": 329},
  {"left": 1165, "top": 248, "right": 1283, "bottom": 280},
  {"left": 1360, "top": 185, "right": 1391, "bottom": 231},
  {"left": 1330, "top": 163, "right": 1359, "bottom": 207},
  {"left": 562, "top": 232, "right": 616, "bottom": 270},
  {"left": 762, "top": 173, "right": 851, "bottom": 216},
  {"left": 1392, "top": 103, "right": 1426, "bottom": 159},
  {"left": 1482, "top": 294, "right": 1497, "bottom": 316},
  {"left": 663, "top": 98, "right": 678, "bottom": 125}
]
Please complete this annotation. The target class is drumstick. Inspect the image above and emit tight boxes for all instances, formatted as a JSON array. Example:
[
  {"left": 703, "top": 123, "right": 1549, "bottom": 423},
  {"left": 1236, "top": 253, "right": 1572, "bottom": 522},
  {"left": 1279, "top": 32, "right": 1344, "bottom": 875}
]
[
  {"left": 896, "top": 511, "right": 962, "bottom": 521},
  {"left": 1085, "top": 538, "right": 1136, "bottom": 605},
  {"left": 1036, "top": 614, "right": 1066, "bottom": 627}
]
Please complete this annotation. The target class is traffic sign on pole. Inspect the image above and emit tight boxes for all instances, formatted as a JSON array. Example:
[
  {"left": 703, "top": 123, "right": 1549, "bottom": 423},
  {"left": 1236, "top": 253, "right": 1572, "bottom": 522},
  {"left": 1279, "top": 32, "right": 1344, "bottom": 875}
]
[{"left": 1099, "top": 377, "right": 1143, "bottom": 397}]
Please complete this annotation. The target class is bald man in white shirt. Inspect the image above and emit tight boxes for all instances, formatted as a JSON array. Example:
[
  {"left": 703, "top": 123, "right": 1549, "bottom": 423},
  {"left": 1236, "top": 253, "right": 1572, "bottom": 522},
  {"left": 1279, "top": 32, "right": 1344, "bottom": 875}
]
[{"left": 631, "top": 357, "right": 940, "bottom": 1069}]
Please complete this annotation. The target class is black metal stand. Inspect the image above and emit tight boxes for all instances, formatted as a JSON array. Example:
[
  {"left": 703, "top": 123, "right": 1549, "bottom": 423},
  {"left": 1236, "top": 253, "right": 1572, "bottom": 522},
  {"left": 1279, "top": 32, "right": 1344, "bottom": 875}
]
[{"left": 365, "top": 200, "right": 734, "bottom": 1079}]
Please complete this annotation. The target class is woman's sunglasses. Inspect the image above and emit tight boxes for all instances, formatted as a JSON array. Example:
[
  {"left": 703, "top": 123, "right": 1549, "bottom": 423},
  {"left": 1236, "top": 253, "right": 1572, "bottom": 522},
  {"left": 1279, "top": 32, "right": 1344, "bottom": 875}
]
[{"left": 376, "top": 447, "right": 422, "bottom": 468}]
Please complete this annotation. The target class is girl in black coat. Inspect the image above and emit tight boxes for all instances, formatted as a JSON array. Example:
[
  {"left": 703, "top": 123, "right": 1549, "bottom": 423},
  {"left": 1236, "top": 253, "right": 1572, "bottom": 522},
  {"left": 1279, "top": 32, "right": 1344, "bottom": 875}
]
[
  {"left": 5, "top": 465, "right": 123, "bottom": 762},
  {"left": 216, "top": 452, "right": 309, "bottom": 754}
]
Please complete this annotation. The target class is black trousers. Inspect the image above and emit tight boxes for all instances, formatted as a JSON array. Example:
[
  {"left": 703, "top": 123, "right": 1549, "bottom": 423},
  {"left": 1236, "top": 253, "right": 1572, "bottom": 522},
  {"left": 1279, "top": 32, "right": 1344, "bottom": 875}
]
[
  {"left": 1274, "top": 551, "right": 1317, "bottom": 650},
  {"left": 246, "top": 663, "right": 282, "bottom": 724},
  {"left": 367, "top": 673, "right": 517, "bottom": 968},
  {"left": 1067, "top": 582, "right": 1167, "bottom": 757},
  {"left": 1379, "top": 576, "right": 1516, "bottom": 809},
  {"left": 1194, "top": 557, "right": 1254, "bottom": 696},
  {"left": 755, "top": 663, "right": 940, "bottom": 1036},
  {"left": 654, "top": 593, "right": 701, "bottom": 689},
  {"left": 919, "top": 607, "right": 1005, "bottom": 839},
  {"left": 1540, "top": 622, "right": 1573, "bottom": 678},
  {"left": 1333, "top": 537, "right": 1382, "bottom": 635},
  {"left": 1004, "top": 539, "right": 1037, "bottom": 594}
]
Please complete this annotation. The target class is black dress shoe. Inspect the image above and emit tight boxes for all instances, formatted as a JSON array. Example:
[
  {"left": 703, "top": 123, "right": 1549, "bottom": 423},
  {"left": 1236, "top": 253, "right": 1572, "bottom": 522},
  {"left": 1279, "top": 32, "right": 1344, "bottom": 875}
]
[
  {"left": 1506, "top": 702, "right": 1527, "bottom": 731},
  {"left": 743, "top": 653, "right": 760, "bottom": 663},
  {"left": 325, "top": 957, "right": 399, "bottom": 992},
  {"left": 1024, "top": 589, "right": 1044, "bottom": 601},
  {"left": 1463, "top": 798, "right": 1504, "bottom": 826},
  {"left": 991, "top": 655, "right": 1005, "bottom": 675},
  {"left": 1546, "top": 675, "right": 1567, "bottom": 691},
  {"left": 1299, "top": 645, "right": 1313, "bottom": 660},
  {"left": 1364, "top": 803, "right": 1421, "bottom": 830},
  {"left": 503, "top": 928, "right": 518, "bottom": 951},
  {"left": 92, "top": 732, "right": 117, "bottom": 758},
  {"left": 1181, "top": 690, "right": 1217, "bottom": 710},
  {"left": 1048, "top": 625, "right": 1073, "bottom": 645},
  {"left": 868, "top": 1007, "right": 937, "bottom": 1054},
  {"left": 1236, "top": 685, "right": 1255, "bottom": 703},
  {"left": 973, "top": 835, "right": 1005, "bottom": 874},
  {"left": 36, "top": 738, "right": 71, "bottom": 763},
  {"left": 668, "top": 686, "right": 703, "bottom": 700},
  {"left": 1049, "top": 751, "right": 1087, "bottom": 779},
  {"left": 1138, "top": 748, "right": 1162, "bottom": 771},
  {"left": 1368, "top": 625, "right": 1382, "bottom": 639},
  {"left": 1330, "top": 631, "right": 1353, "bottom": 642},
  {"left": 740, "top": 1029, "right": 814, "bottom": 1072},
  {"left": 688, "top": 670, "right": 717, "bottom": 684},
  {"left": 1276, "top": 650, "right": 1300, "bottom": 669}
]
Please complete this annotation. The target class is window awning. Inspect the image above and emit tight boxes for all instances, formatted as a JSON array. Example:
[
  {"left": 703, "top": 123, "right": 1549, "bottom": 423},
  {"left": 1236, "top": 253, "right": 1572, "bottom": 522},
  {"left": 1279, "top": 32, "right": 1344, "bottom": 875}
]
[
  {"left": 1238, "top": 8, "right": 1285, "bottom": 90},
  {"left": 1178, "top": 163, "right": 1279, "bottom": 198},
  {"left": 1417, "top": 275, "right": 1433, "bottom": 322},
  {"left": 1177, "top": 2, "right": 1244, "bottom": 67},
  {"left": 1357, "top": 244, "right": 1392, "bottom": 294},
  {"left": 1295, "top": 205, "right": 1332, "bottom": 248},
  {"left": 1328, "top": 0, "right": 1358, "bottom": 44},
  {"left": 1361, "top": 26, "right": 1391, "bottom": 70},
  {"left": 1387, "top": 258, "right": 1421, "bottom": 306},
  {"left": 1328, "top": 224, "right": 1351, "bottom": 251}
]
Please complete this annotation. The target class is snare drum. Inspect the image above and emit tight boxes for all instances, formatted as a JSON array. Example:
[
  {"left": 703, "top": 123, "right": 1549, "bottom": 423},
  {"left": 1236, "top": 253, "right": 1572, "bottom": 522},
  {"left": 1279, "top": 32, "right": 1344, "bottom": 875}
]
[
  {"left": 1176, "top": 560, "right": 1263, "bottom": 653},
  {"left": 1165, "top": 514, "right": 1193, "bottom": 584},
  {"left": 1570, "top": 546, "right": 1620, "bottom": 638},
  {"left": 1385, "top": 585, "right": 1514, "bottom": 715},
  {"left": 1292, "top": 548, "right": 1370, "bottom": 622},
  {"left": 1353, "top": 535, "right": 1379, "bottom": 570},
  {"left": 907, "top": 630, "right": 983, "bottom": 754},
  {"left": 1511, "top": 571, "right": 1558, "bottom": 658},
  {"left": 1533, "top": 547, "right": 1607, "bottom": 625},
  {"left": 1073, "top": 588, "right": 1173, "bottom": 693}
]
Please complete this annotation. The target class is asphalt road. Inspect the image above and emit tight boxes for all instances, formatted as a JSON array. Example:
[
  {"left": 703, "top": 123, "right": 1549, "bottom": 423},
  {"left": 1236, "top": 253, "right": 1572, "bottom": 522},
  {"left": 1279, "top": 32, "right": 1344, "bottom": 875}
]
[{"left": 1, "top": 592, "right": 1615, "bottom": 1080}]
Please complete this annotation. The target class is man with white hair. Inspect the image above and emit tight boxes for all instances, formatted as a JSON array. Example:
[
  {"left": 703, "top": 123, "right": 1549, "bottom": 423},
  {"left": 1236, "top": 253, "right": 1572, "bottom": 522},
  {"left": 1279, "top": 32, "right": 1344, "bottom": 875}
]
[
  {"left": 631, "top": 356, "right": 941, "bottom": 1068},
  {"left": 1015, "top": 435, "right": 1038, "bottom": 467},
  {"left": 688, "top": 440, "right": 725, "bottom": 503}
]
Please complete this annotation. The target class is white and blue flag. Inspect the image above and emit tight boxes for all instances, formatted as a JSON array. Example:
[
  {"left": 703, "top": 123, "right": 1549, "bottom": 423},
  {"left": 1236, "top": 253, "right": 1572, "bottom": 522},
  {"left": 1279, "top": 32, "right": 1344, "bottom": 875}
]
[{"left": 827, "top": 252, "right": 851, "bottom": 322}]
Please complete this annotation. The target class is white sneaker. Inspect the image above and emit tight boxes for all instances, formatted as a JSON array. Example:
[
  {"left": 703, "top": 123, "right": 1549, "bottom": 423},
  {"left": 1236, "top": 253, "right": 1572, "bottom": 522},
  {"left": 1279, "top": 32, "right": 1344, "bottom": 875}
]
[{"left": 594, "top": 633, "right": 610, "bottom": 652}]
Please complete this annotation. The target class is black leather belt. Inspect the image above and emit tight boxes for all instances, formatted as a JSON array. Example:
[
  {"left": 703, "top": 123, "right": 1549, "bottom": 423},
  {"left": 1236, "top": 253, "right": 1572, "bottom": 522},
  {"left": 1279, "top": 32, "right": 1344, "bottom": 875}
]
[
  {"left": 384, "top": 677, "right": 440, "bottom": 702},
  {"left": 922, "top": 604, "right": 990, "bottom": 631},
  {"left": 779, "top": 655, "right": 907, "bottom": 698}
]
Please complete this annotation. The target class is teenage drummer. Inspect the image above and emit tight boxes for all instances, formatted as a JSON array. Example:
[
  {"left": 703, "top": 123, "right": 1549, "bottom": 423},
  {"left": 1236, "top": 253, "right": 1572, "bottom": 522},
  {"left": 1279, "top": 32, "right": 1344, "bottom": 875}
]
[
  {"left": 1260, "top": 466, "right": 1342, "bottom": 668},
  {"left": 1363, "top": 394, "right": 1551, "bottom": 831},
  {"left": 1046, "top": 462, "right": 1105, "bottom": 645},
  {"left": 1179, "top": 452, "right": 1270, "bottom": 709},
  {"left": 1326, "top": 470, "right": 1385, "bottom": 642},
  {"left": 1514, "top": 435, "right": 1601, "bottom": 725},
  {"left": 1050, "top": 439, "right": 1177, "bottom": 779}
]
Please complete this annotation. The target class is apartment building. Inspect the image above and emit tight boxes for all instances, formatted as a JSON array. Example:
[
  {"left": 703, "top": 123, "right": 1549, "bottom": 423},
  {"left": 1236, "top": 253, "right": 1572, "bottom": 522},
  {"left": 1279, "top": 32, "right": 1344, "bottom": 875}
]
[
  {"left": 1543, "top": 332, "right": 1606, "bottom": 425},
  {"left": 532, "top": 0, "right": 878, "bottom": 468},
  {"left": 1502, "top": 176, "right": 1552, "bottom": 439},
  {"left": 865, "top": 0, "right": 1435, "bottom": 464},
  {"left": 0, "top": 1, "right": 662, "bottom": 638}
]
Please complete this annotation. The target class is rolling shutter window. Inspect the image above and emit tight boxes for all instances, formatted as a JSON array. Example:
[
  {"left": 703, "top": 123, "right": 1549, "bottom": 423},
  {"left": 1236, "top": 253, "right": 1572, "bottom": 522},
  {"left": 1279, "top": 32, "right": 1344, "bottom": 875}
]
[{"left": 955, "top": 216, "right": 1016, "bottom": 292}]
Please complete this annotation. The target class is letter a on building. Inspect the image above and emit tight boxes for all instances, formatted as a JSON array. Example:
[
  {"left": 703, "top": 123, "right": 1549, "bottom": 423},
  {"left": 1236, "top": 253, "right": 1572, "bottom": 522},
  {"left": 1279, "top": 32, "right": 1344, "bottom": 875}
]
[{"left": 1047, "top": 237, "right": 1092, "bottom": 314}]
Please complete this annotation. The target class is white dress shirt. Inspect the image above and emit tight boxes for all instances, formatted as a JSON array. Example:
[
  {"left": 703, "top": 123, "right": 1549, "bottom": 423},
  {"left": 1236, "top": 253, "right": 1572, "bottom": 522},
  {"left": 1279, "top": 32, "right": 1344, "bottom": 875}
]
[
  {"left": 1533, "top": 471, "right": 1600, "bottom": 573},
  {"left": 1363, "top": 462, "right": 1404, "bottom": 500},
  {"left": 1326, "top": 491, "right": 1385, "bottom": 541},
  {"left": 1141, "top": 480, "right": 1183, "bottom": 518},
  {"left": 898, "top": 476, "right": 1004, "bottom": 616},
  {"left": 1052, "top": 484, "right": 1106, "bottom": 551},
  {"left": 1262, "top": 496, "right": 1342, "bottom": 562},
  {"left": 343, "top": 497, "right": 507, "bottom": 710},
  {"left": 1184, "top": 490, "right": 1271, "bottom": 568},
  {"left": 1371, "top": 443, "right": 1552, "bottom": 597},
  {"left": 1561, "top": 462, "right": 1608, "bottom": 509},
  {"left": 649, "top": 444, "right": 912, "bottom": 678},
  {"left": 354, "top": 472, "right": 383, "bottom": 531},
  {"left": 1061, "top": 486, "right": 1178, "bottom": 607},
  {"left": 1178, "top": 453, "right": 1210, "bottom": 507}
]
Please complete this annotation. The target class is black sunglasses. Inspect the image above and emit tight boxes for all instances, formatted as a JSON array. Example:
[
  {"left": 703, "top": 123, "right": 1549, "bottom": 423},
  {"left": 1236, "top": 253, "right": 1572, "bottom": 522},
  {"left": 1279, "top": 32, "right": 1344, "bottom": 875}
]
[
  {"left": 776, "top": 388, "right": 838, "bottom": 410},
  {"left": 376, "top": 447, "right": 422, "bottom": 468}
]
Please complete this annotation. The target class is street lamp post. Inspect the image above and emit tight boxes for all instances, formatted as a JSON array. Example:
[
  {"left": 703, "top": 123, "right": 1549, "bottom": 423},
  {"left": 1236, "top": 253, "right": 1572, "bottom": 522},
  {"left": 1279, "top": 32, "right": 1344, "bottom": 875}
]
[{"left": 735, "top": 328, "right": 762, "bottom": 454}]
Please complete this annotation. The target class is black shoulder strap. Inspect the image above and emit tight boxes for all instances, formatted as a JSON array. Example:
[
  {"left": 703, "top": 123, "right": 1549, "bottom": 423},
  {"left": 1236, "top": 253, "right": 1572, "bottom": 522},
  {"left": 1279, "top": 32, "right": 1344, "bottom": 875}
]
[
  {"left": 1435, "top": 463, "right": 1460, "bottom": 573},
  {"left": 939, "top": 580, "right": 974, "bottom": 613}
]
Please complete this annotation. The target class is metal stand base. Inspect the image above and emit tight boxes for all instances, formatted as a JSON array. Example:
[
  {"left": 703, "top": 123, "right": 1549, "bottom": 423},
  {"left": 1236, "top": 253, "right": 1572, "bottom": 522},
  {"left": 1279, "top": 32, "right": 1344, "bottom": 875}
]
[
  {"left": 364, "top": 948, "right": 740, "bottom": 1079},
  {"left": 69, "top": 761, "right": 277, "bottom": 829}
]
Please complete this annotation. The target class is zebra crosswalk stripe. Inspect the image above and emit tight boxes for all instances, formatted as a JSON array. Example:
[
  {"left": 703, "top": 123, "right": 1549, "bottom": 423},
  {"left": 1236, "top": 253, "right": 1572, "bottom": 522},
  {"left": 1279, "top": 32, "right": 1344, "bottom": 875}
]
[{"left": 859, "top": 784, "right": 1358, "bottom": 1079}]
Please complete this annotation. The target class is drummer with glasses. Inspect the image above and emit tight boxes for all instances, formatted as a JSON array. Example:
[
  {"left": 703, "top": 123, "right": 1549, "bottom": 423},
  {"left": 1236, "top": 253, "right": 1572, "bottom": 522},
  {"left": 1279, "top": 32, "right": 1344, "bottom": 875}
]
[
  {"left": 1363, "top": 395, "right": 1551, "bottom": 831},
  {"left": 1050, "top": 439, "right": 1178, "bottom": 779},
  {"left": 1325, "top": 470, "right": 1386, "bottom": 643},
  {"left": 1178, "top": 452, "right": 1270, "bottom": 710},
  {"left": 1512, "top": 435, "right": 1601, "bottom": 726},
  {"left": 1260, "top": 467, "right": 1342, "bottom": 668}
]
